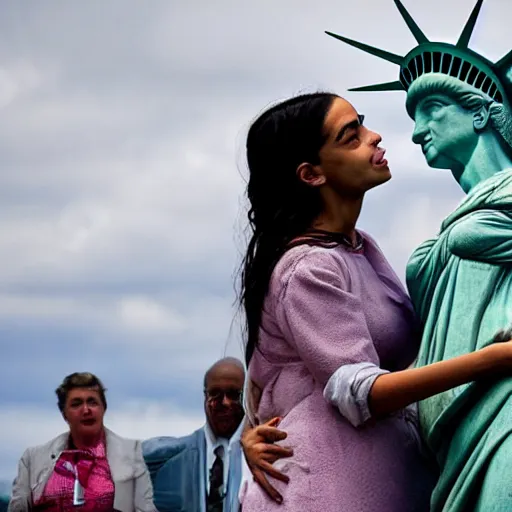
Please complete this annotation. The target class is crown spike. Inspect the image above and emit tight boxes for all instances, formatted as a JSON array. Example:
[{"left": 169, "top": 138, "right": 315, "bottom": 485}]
[
  {"left": 325, "top": 31, "right": 404, "bottom": 65},
  {"left": 349, "top": 81, "right": 405, "bottom": 92},
  {"left": 393, "top": 0, "right": 429, "bottom": 44},
  {"left": 456, "top": 0, "right": 484, "bottom": 48}
]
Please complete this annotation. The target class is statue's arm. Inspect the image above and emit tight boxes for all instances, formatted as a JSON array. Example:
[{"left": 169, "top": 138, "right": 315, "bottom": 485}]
[{"left": 448, "top": 210, "right": 512, "bottom": 263}]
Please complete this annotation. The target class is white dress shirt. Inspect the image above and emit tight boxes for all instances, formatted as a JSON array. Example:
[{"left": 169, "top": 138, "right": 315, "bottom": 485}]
[{"left": 204, "top": 421, "right": 245, "bottom": 497}]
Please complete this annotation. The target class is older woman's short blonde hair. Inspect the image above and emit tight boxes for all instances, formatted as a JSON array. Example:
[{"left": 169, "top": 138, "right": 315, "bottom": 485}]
[{"left": 55, "top": 372, "right": 107, "bottom": 412}]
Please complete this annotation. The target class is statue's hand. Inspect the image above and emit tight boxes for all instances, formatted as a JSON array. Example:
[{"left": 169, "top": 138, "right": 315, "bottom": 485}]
[{"left": 241, "top": 417, "right": 293, "bottom": 504}]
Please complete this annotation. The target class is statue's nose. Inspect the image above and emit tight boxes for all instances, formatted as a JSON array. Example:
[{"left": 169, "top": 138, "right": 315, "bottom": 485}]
[{"left": 412, "top": 118, "right": 427, "bottom": 145}]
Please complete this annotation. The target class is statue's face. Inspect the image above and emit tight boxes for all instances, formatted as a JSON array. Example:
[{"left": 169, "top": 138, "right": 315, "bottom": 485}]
[{"left": 411, "top": 93, "right": 479, "bottom": 170}]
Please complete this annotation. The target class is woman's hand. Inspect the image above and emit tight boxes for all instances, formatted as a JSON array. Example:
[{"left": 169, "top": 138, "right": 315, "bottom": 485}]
[{"left": 241, "top": 417, "right": 293, "bottom": 504}]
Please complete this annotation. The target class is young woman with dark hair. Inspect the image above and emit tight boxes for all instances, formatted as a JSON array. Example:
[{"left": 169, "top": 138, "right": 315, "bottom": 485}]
[{"left": 238, "top": 92, "right": 512, "bottom": 511}]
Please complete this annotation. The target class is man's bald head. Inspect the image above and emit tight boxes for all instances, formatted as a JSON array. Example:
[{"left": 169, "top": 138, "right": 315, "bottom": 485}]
[
  {"left": 203, "top": 357, "right": 245, "bottom": 439},
  {"left": 203, "top": 357, "right": 245, "bottom": 389}
]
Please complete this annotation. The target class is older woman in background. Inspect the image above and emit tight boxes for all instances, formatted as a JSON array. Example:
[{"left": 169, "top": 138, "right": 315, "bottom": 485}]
[{"left": 8, "top": 372, "right": 155, "bottom": 512}]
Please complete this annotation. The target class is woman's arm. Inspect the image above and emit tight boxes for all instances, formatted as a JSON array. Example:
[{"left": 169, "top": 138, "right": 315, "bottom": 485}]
[
  {"left": 368, "top": 341, "right": 511, "bottom": 418},
  {"left": 323, "top": 329, "right": 512, "bottom": 425}
]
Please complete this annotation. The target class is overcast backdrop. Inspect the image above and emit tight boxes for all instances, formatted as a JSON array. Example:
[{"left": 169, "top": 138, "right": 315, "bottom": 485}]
[{"left": 1, "top": 0, "right": 510, "bottom": 482}]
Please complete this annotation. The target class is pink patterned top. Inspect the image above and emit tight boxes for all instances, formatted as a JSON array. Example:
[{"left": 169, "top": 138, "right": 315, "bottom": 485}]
[{"left": 34, "top": 435, "right": 115, "bottom": 511}]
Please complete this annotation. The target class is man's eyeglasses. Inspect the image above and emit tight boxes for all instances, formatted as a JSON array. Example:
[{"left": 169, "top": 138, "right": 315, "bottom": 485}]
[{"left": 204, "top": 389, "right": 243, "bottom": 403}]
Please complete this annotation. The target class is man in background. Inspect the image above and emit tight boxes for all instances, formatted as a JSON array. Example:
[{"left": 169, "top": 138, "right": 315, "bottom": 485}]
[{"left": 143, "top": 357, "right": 246, "bottom": 512}]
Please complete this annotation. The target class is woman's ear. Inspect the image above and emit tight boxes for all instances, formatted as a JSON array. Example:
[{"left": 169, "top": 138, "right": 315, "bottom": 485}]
[
  {"left": 473, "top": 104, "right": 491, "bottom": 132},
  {"left": 296, "top": 162, "right": 326, "bottom": 187}
]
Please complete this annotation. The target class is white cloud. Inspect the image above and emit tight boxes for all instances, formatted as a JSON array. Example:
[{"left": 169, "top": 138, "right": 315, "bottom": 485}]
[
  {"left": 117, "top": 296, "right": 186, "bottom": 334},
  {"left": 0, "top": 292, "right": 230, "bottom": 347}
]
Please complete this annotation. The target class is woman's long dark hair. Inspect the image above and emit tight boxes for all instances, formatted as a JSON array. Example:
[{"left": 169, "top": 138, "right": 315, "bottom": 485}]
[{"left": 240, "top": 92, "right": 337, "bottom": 365}]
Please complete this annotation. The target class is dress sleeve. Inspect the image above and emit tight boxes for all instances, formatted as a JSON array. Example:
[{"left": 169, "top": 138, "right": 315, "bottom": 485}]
[
  {"left": 323, "top": 363, "right": 389, "bottom": 427},
  {"left": 274, "top": 250, "right": 387, "bottom": 426}
]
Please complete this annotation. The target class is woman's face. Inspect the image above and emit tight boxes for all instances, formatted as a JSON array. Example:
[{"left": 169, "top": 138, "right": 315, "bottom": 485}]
[
  {"left": 411, "top": 93, "right": 479, "bottom": 170},
  {"left": 312, "top": 96, "right": 391, "bottom": 197},
  {"left": 63, "top": 387, "right": 105, "bottom": 439}
]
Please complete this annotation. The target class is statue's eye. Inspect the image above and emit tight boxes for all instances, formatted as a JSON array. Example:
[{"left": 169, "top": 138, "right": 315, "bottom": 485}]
[{"left": 424, "top": 101, "right": 444, "bottom": 113}]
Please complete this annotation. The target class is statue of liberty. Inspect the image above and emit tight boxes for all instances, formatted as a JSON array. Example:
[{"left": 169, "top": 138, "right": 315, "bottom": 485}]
[{"left": 329, "top": 1, "right": 512, "bottom": 510}]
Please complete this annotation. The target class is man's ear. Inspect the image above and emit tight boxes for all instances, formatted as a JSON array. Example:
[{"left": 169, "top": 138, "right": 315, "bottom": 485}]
[
  {"left": 473, "top": 103, "right": 491, "bottom": 132},
  {"left": 296, "top": 162, "right": 326, "bottom": 187}
]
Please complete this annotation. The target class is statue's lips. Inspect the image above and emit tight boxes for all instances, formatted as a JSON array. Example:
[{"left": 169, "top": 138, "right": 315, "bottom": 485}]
[{"left": 422, "top": 142, "right": 432, "bottom": 154}]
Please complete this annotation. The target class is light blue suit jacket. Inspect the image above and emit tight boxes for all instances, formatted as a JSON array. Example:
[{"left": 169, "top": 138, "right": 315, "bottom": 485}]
[{"left": 142, "top": 427, "right": 242, "bottom": 512}]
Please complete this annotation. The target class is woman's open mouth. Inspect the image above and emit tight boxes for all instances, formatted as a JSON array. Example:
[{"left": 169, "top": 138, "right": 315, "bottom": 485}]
[{"left": 371, "top": 148, "right": 388, "bottom": 167}]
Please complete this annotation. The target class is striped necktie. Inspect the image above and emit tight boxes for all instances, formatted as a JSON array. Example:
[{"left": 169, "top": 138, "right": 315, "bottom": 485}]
[{"left": 207, "top": 445, "right": 224, "bottom": 512}]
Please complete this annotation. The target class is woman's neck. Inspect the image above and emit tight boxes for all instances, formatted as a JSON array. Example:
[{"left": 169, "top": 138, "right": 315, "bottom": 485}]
[
  {"left": 70, "top": 429, "right": 103, "bottom": 450},
  {"left": 312, "top": 194, "right": 363, "bottom": 244}
]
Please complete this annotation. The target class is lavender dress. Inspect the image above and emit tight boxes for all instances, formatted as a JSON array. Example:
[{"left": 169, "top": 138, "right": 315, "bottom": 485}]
[{"left": 241, "top": 232, "right": 435, "bottom": 511}]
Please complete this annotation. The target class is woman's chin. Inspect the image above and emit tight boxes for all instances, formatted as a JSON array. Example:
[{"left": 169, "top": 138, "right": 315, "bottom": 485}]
[
  {"left": 76, "top": 422, "right": 103, "bottom": 437},
  {"left": 375, "top": 166, "right": 392, "bottom": 184}
]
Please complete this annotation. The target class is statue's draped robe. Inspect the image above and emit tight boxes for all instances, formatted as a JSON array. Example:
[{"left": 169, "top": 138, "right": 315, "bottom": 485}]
[{"left": 407, "top": 169, "right": 512, "bottom": 511}]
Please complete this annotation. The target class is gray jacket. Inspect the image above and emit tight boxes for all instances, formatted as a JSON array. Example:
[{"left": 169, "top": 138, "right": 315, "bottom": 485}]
[{"left": 8, "top": 428, "right": 155, "bottom": 512}]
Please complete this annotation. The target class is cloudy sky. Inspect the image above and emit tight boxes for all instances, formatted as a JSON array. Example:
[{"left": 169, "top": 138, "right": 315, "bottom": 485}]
[{"left": 1, "top": 0, "right": 510, "bottom": 482}]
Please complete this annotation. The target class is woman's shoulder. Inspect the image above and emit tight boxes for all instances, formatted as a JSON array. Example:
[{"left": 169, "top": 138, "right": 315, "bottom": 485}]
[
  {"left": 104, "top": 428, "right": 145, "bottom": 458},
  {"left": 359, "top": 229, "right": 378, "bottom": 246},
  {"left": 358, "top": 229, "right": 390, "bottom": 256},
  {"left": 18, "top": 432, "right": 69, "bottom": 466},
  {"left": 275, "top": 244, "right": 344, "bottom": 277},
  {"left": 104, "top": 428, "right": 135, "bottom": 444},
  {"left": 270, "top": 244, "right": 349, "bottom": 298}
]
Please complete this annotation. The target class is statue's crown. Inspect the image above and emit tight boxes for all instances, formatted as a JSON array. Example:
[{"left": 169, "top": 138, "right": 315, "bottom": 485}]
[{"left": 327, "top": 0, "right": 512, "bottom": 105}]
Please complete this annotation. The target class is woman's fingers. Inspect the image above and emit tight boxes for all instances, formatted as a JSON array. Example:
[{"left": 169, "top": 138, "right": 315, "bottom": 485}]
[
  {"left": 252, "top": 467, "right": 284, "bottom": 504},
  {"left": 260, "top": 444, "right": 294, "bottom": 459},
  {"left": 254, "top": 426, "right": 288, "bottom": 442},
  {"left": 258, "top": 460, "right": 290, "bottom": 483},
  {"left": 266, "top": 416, "right": 282, "bottom": 427}
]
